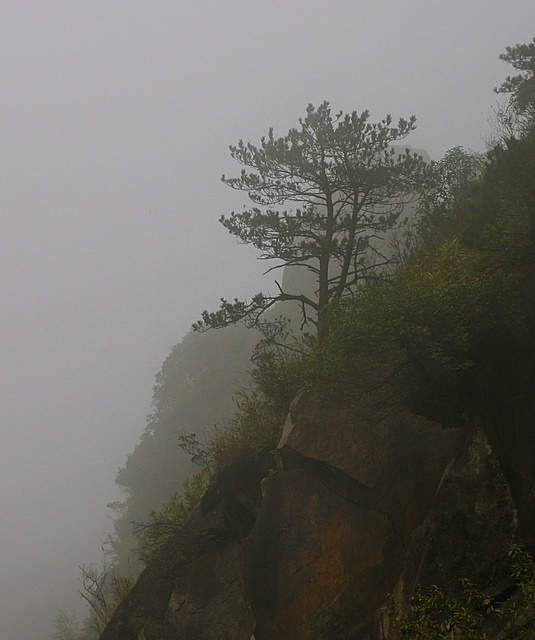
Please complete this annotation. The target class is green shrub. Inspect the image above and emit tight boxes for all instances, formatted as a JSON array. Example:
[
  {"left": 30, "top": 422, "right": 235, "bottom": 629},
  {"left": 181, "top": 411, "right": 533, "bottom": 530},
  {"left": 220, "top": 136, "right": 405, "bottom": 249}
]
[
  {"left": 306, "top": 240, "right": 526, "bottom": 426},
  {"left": 390, "top": 546, "right": 535, "bottom": 639},
  {"left": 134, "top": 470, "right": 207, "bottom": 564},
  {"left": 249, "top": 338, "right": 312, "bottom": 411},
  {"left": 177, "top": 384, "right": 281, "bottom": 491},
  {"left": 206, "top": 387, "right": 281, "bottom": 476}
]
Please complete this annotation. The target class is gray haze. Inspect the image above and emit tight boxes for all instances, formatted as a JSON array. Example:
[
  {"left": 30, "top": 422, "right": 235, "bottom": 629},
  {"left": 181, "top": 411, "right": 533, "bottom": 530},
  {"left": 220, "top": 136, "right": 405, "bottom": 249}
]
[{"left": 0, "top": 2, "right": 533, "bottom": 638}]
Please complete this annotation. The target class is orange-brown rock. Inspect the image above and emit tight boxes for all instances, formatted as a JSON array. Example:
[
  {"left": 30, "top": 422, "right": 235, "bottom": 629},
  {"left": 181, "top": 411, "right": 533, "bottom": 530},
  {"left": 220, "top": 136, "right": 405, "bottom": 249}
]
[{"left": 99, "top": 376, "right": 535, "bottom": 640}]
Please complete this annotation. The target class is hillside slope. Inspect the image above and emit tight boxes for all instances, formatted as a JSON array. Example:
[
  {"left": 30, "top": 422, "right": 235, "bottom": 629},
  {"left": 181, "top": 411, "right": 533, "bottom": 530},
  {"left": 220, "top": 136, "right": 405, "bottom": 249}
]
[{"left": 99, "top": 340, "right": 535, "bottom": 639}]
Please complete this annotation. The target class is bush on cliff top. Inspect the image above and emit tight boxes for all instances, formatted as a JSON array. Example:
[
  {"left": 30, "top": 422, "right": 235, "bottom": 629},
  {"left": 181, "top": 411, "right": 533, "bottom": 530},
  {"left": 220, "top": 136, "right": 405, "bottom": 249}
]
[{"left": 305, "top": 131, "right": 535, "bottom": 426}]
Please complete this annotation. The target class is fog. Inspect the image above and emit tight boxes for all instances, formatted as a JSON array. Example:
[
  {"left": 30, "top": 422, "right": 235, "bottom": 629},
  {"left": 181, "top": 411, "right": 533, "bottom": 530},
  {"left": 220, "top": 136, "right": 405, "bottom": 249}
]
[{"left": 0, "top": 2, "right": 533, "bottom": 638}]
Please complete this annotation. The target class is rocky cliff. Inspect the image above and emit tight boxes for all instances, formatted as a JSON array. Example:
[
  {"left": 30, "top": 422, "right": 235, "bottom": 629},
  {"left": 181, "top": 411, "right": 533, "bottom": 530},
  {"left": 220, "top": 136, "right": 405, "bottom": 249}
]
[{"left": 99, "top": 339, "right": 535, "bottom": 640}]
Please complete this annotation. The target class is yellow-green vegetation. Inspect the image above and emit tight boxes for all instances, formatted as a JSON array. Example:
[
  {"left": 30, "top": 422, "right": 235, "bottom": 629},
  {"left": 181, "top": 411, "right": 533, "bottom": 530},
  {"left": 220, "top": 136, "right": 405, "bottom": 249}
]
[
  {"left": 249, "top": 338, "right": 311, "bottom": 412},
  {"left": 134, "top": 377, "right": 290, "bottom": 565},
  {"left": 304, "top": 49, "right": 535, "bottom": 424},
  {"left": 176, "top": 339, "right": 309, "bottom": 480},
  {"left": 390, "top": 546, "right": 535, "bottom": 639},
  {"left": 180, "top": 386, "right": 283, "bottom": 477},
  {"left": 305, "top": 128, "right": 535, "bottom": 426},
  {"left": 134, "top": 470, "right": 207, "bottom": 565},
  {"left": 204, "top": 387, "right": 281, "bottom": 473}
]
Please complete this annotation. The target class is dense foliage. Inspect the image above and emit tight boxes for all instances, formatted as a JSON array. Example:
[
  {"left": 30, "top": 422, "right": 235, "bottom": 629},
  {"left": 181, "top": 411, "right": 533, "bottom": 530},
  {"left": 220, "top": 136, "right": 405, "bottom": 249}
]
[
  {"left": 305, "top": 127, "right": 534, "bottom": 426},
  {"left": 390, "top": 546, "right": 535, "bottom": 639}
]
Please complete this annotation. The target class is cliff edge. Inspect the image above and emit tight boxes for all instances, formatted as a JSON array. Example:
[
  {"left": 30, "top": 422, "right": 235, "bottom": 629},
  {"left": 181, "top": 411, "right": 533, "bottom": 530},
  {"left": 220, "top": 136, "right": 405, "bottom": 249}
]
[{"left": 100, "top": 343, "right": 535, "bottom": 640}]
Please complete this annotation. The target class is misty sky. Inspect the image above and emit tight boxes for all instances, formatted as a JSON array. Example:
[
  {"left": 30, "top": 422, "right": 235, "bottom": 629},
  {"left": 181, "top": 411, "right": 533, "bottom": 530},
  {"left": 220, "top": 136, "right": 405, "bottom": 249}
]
[{"left": 0, "top": 2, "right": 534, "bottom": 638}]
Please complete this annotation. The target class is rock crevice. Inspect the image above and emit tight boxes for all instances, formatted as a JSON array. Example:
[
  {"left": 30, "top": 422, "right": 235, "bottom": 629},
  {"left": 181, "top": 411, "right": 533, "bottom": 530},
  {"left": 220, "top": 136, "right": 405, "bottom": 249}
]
[{"left": 100, "top": 382, "right": 535, "bottom": 639}]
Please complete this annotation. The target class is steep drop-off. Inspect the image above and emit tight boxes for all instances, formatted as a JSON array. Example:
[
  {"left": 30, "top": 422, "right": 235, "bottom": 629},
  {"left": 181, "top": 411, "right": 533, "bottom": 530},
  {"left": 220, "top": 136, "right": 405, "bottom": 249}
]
[{"left": 99, "top": 337, "right": 535, "bottom": 640}]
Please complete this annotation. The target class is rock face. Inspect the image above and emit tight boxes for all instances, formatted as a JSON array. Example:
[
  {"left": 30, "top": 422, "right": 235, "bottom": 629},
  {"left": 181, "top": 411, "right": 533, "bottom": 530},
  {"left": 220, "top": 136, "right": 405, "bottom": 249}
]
[
  {"left": 243, "top": 392, "right": 460, "bottom": 640},
  {"left": 100, "top": 379, "right": 535, "bottom": 640}
]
